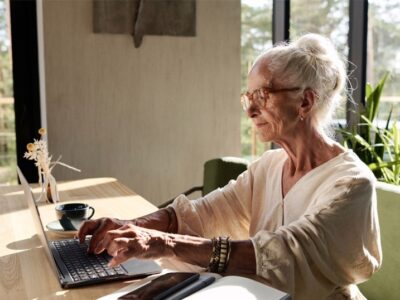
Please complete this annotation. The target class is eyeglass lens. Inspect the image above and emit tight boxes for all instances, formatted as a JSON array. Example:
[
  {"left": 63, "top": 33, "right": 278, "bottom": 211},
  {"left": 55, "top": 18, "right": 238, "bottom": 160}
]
[{"left": 241, "top": 89, "right": 266, "bottom": 111}]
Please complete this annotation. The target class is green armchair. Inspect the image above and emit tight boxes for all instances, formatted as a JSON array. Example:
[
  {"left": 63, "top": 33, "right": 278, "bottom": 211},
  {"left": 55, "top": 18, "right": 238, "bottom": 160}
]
[
  {"left": 158, "top": 157, "right": 249, "bottom": 208},
  {"left": 358, "top": 183, "right": 400, "bottom": 299}
]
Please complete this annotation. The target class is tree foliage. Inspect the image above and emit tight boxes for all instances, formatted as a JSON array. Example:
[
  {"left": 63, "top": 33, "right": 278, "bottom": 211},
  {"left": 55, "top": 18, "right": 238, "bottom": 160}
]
[
  {"left": 0, "top": 0, "right": 12, "bottom": 97},
  {"left": 241, "top": 3, "right": 273, "bottom": 158}
]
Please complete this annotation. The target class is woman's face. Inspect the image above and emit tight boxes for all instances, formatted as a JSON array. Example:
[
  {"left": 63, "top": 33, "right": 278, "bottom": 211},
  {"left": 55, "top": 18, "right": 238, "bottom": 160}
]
[{"left": 246, "top": 64, "right": 302, "bottom": 143}]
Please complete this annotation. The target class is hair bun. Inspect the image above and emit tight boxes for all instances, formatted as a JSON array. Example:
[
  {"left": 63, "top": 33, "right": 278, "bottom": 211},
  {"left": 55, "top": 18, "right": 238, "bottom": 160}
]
[{"left": 294, "top": 33, "right": 334, "bottom": 57}]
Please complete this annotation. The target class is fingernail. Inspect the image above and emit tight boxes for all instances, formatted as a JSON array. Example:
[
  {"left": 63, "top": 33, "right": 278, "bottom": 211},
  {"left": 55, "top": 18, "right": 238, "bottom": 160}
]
[
  {"left": 94, "top": 244, "right": 103, "bottom": 254},
  {"left": 87, "top": 245, "right": 94, "bottom": 253}
]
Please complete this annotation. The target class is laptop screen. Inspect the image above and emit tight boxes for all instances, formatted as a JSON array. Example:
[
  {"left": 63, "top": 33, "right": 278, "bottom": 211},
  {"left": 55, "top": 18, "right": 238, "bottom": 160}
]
[{"left": 17, "top": 167, "right": 60, "bottom": 278}]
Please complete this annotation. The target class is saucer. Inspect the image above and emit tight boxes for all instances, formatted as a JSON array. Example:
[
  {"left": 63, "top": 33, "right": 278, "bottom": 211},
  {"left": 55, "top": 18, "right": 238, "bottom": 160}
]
[{"left": 46, "top": 220, "right": 78, "bottom": 237}]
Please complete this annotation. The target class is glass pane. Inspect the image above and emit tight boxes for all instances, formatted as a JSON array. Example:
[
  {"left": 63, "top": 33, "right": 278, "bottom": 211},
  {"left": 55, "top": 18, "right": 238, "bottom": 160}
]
[
  {"left": 367, "top": 0, "right": 400, "bottom": 122},
  {"left": 241, "top": 0, "right": 273, "bottom": 159},
  {"left": 291, "top": 0, "right": 349, "bottom": 120},
  {"left": 0, "top": 0, "right": 16, "bottom": 184},
  {"left": 290, "top": 0, "right": 349, "bottom": 56}
]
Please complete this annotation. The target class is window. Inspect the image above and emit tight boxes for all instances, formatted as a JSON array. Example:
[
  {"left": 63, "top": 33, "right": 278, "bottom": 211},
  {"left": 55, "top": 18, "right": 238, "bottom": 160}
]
[
  {"left": 290, "top": 0, "right": 349, "bottom": 57},
  {"left": 291, "top": 0, "right": 349, "bottom": 122},
  {"left": 241, "top": 0, "right": 273, "bottom": 158},
  {"left": 367, "top": 0, "right": 400, "bottom": 122},
  {"left": 0, "top": 0, "right": 16, "bottom": 184}
]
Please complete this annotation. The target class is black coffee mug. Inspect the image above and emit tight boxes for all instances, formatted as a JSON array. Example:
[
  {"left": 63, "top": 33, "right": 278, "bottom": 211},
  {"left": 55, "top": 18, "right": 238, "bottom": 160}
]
[{"left": 55, "top": 203, "right": 95, "bottom": 231}]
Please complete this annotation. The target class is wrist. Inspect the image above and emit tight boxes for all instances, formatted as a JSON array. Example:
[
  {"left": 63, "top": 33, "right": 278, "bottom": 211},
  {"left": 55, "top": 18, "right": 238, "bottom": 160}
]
[
  {"left": 161, "top": 233, "right": 178, "bottom": 257},
  {"left": 168, "top": 234, "right": 212, "bottom": 267},
  {"left": 164, "top": 207, "right": 178, "bottom": 233},
  {"left": 131, "top": 217, "right": 144, "bottom": 227}
]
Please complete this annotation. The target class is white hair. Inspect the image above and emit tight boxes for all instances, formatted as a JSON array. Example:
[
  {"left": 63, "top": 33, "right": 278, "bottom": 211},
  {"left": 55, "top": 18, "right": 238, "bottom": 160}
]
[{"left": 254, "top": 33, "right": 347, "bottom": 135}]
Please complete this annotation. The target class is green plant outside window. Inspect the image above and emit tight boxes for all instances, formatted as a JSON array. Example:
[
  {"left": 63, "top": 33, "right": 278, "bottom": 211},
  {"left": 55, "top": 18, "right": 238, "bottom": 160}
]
[{"left": 338, "top": 73, "right": 400, "bottom": 185}]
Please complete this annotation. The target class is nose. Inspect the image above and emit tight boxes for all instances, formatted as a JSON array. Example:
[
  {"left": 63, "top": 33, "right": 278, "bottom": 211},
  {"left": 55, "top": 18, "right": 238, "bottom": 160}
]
[{"left": 246, "top": 101, "right": 261, "bottom": 118}]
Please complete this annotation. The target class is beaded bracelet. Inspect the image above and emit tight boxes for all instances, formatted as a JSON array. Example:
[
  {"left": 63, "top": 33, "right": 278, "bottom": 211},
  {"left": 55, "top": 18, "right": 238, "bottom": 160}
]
[
  {"left": 206, "top": 236, "right": 231, "bottom": 273},
  {"left": 207, "top": 237, "right": 220, "bottom": 272},
  {"left": 217, "top": 236, "right": 231, "bottom": 273}
]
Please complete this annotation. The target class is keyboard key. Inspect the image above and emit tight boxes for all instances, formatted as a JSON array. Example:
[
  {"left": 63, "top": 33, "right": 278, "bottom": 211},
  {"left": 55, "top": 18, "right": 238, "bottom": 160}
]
[
  {"left": 80, "top": 274, "right": 89, "bottom": 280},
  {"left": 106, "top": 270, "right": 117, "bottom": 276},
  {"left": 51, "top": 239, "right": 127, "bottom": 282}
]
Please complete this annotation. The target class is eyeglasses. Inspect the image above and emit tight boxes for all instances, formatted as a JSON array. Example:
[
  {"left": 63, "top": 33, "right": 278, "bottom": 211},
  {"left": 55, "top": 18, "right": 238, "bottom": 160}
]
[{"left": 240, "top": 86, "right": 301, "bottom": 111}]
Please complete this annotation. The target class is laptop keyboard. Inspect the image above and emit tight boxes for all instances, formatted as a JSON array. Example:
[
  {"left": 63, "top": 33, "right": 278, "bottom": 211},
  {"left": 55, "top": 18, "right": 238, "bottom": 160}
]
[{"left": 51, "top": 239, "right": 127, "bottom": 282}]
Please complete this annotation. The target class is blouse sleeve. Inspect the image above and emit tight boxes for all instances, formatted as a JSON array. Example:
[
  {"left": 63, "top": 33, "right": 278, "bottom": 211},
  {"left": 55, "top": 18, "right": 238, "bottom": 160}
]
[
  {"left": 170, "top": 168, "right": 253, "bottom": 239},
  {"left": 251, "top": 177, "right": 382, "bottom": 299}
]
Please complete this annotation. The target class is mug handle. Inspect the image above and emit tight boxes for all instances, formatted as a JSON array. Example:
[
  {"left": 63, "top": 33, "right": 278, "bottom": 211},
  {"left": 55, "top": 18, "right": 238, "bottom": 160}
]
[{"left": 87, "top": 206, "right": 95, "bottom": 219}]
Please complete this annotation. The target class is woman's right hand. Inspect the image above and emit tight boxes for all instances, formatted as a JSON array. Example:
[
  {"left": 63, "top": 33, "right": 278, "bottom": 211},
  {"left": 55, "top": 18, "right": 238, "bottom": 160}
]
[
  {"left": 77, "top": 217, "right": 131, "bottom": 253},
  {"left": 77, "top": 208, "right": 177, "bottom": 253}
]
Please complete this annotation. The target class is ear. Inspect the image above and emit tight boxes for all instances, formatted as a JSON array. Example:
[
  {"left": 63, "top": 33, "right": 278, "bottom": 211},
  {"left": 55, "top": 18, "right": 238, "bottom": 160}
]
[{"left": 299, "top": 88, "right": 316, "bottom": 118}]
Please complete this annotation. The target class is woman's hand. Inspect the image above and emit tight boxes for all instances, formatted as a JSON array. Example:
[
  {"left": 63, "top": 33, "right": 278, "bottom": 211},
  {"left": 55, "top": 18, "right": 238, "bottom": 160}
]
[
  {"left": 77, "top": 208, "right": 177, "bottom": 254},
  {"left": 93, "top": 223, "right": 174, "bottom": 267},
  {"left": 79, "top": 217, "right": 255, "bottom": 274},
  {"left": 77, "top": 217, "right": 132, "bottom": 253}
]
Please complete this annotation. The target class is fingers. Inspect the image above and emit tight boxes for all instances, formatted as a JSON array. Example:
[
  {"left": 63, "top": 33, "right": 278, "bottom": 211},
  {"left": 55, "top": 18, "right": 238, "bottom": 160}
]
[
  {"left": 106, "top": 238, "right": 141, "bottom": 267},
  {"left": 88, "top": 220, "right": 115, "bottom": 253},
  {"left": 78, "top": 218, "right": 125, "bottom": 253},
  {"left": 106, "top": 237, "right": 130, "bottom": 257},
  {"left": 99, "top": 226, "right": 165, "bottom": 267},
  {"left": 77, "top": 219, "right": 101, "bottom": 244},
  {"left": 94, "top": 225, "right": 136, "bottom": 254},
  {"left": 109, "top": 248, "right": 131, "bottom": 267},
  {"left": 93, "top": 228, "right": 117, "bottom": 254}
]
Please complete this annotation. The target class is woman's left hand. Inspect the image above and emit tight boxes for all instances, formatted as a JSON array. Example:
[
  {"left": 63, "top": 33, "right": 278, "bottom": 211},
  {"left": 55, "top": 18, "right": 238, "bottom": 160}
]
[{"left": 93, "top": 223, "right": 174, "bottom": 267}]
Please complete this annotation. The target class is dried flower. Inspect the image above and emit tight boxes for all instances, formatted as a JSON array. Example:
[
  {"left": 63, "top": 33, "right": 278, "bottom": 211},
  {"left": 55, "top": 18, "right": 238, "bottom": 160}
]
[
  {"left": 24, "top": 138, "right": 50, "bottom": 172},
  {"left": 26, "top": 143, "right": 36, "bottom": 152},
  {"left": 38, "top": 128, "right": 46, "bottom": 136},
  {"left": 23, "top": 128, "right": 80, "bottom": 203}
]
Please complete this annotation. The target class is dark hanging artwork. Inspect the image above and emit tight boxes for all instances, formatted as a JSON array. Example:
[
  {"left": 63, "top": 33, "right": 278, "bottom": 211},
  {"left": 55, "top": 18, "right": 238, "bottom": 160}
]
[{"left": 93, "top": 0, "right": 196, "bottom": 48}]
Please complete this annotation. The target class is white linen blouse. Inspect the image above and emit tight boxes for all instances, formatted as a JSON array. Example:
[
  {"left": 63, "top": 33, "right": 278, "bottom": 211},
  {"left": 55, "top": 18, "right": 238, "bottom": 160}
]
[{"left": 171, "top": 149, "right": 382, "bottom": 300}]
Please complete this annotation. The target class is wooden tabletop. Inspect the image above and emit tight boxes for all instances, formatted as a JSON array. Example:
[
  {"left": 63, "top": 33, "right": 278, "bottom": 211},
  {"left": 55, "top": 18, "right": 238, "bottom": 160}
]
[{"left": 0, "top": 178, "right": 199, "bottom": 300}]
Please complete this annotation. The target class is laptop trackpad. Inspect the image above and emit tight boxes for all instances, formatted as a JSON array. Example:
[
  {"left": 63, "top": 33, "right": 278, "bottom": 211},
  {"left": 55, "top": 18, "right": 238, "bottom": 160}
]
[{"left": 122, "top": 258, "right": 162, "bottom": 276}]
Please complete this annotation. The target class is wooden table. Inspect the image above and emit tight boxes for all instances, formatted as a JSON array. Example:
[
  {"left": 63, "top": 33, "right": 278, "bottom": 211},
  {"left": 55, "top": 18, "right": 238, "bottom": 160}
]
[{"left": 0, "top": 178, "right": 199, "bottom": 300}]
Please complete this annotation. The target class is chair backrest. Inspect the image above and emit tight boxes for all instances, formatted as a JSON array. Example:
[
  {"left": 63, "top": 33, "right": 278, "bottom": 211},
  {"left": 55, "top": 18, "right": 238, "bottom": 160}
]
[
  {"left": 202, "top": 157, "right": 249, "bottom": 196},
  {"left": 358, "top": 182, "right": 400, "bottom": 299}
]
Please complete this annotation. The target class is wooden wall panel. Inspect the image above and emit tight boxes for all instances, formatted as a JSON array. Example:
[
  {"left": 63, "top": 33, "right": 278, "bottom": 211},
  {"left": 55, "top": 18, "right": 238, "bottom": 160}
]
[{"left": 42, "top": 0, "right": 241, "bottom": 205}]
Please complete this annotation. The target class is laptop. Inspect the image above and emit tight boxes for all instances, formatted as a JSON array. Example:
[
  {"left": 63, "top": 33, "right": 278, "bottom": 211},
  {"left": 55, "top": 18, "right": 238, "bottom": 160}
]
[{"left": 17, "top": 167, "right": 161, "bottom": 288}]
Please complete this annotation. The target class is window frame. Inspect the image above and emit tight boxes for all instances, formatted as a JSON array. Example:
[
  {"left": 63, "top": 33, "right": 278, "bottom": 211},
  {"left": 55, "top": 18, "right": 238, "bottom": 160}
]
[{"left": 10, "top": 0, "right": 42, "bottom": 182}]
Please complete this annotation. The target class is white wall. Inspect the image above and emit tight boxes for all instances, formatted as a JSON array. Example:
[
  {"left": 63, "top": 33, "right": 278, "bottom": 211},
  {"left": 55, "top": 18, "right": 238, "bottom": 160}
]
[{"left": 42, "top": 0, "right": 241, "bottom": 205}]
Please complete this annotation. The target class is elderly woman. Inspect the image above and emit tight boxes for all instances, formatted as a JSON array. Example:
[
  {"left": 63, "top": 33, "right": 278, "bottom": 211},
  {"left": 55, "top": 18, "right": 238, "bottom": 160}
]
[{"left": 78, "top": 34, "right": 381, "bottom": 299}]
